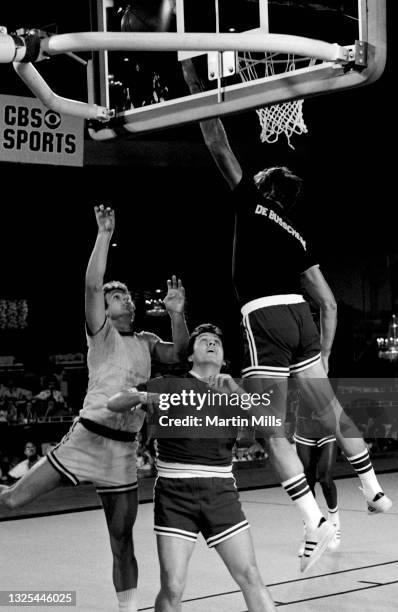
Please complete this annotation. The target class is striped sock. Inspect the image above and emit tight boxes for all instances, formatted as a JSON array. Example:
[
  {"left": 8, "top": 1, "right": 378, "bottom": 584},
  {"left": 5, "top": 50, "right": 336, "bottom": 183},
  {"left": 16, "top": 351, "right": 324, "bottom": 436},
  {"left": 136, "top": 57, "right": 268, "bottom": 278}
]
[
  {"left": 282, "top": 473, "right": 323, "bottom": 530},
  {"left": 347, "top": 449, "right": 382, "bottom": 499},
  {"left": 117, "top": 588, "right": 137, "bottom": 612}
]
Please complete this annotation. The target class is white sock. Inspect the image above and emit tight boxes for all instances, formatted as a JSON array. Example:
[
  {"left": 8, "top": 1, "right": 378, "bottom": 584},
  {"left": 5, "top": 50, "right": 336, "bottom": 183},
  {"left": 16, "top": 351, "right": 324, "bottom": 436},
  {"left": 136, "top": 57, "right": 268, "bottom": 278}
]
[
  {"left": 328, "top": 507, "right": 340, "bottom": 527},
  {"left": 347, "top": 450, "right": 382, "bottom": 499},
  {"left": 117, "top": 588, "right": 137, "bottom": 612},
  {"left": 282, "top": 473, "right": 323, "bottom": 530}
]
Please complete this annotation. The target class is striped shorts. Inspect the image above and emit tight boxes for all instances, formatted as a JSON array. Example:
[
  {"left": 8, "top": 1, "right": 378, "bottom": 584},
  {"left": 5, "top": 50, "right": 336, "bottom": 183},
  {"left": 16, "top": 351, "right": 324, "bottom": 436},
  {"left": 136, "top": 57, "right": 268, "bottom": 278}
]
[
  {"left": 241, "top": 295, "right": 321, "bottom": 379},
  {"left": 293, "top": 433, "right": 336, "bottom": 448},
  {"left": 47, "top": 419, "right": 138, "bottom": 495},
  {"left": 154, "top": 476, "right": 249, "bottom": 547}
]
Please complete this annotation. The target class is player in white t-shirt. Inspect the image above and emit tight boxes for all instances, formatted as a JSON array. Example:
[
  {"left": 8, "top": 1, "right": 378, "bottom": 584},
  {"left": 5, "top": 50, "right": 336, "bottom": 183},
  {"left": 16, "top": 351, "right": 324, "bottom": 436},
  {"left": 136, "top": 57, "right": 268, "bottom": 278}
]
[{"left": 0, "top": 205, "right": 189, "bottom": 612}]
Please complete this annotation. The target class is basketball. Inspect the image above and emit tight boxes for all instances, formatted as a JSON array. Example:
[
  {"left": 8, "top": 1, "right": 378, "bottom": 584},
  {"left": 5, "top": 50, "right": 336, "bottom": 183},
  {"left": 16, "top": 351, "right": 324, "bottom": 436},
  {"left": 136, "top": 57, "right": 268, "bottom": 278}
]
[{"left": 121, "top": 0, "right": 175, "bottom": 33}]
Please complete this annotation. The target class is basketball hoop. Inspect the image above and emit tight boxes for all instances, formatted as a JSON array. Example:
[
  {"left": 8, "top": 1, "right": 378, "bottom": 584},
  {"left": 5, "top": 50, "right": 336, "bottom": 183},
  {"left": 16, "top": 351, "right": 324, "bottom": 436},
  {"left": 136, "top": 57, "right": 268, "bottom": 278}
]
[{"left": 238, "top": 52, "right": 317, "bottom": 148}]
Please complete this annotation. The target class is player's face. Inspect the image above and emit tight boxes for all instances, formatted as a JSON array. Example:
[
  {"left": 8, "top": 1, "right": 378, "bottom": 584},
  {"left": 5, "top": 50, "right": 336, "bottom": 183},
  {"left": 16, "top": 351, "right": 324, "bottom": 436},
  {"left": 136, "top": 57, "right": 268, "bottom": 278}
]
[
  {"left": 106, "top": 290, "right": 136, "bottom": 320},
  {"left": 192, "top": 333, "right": 224, "bottom": 368}
]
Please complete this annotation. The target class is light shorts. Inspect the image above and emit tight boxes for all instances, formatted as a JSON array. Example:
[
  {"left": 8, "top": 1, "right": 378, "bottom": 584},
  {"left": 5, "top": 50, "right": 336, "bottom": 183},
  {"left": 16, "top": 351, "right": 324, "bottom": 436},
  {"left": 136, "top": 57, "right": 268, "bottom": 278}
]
[{"left": 47, "top": 419, "right": 138, "bottom": 495}]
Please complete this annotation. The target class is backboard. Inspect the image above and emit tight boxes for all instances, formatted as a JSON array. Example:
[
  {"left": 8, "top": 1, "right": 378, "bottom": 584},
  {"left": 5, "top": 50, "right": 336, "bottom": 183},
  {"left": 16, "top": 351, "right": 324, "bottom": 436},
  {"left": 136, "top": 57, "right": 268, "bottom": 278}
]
[
  {"left": 0, "top": 1, "right": 386, "bottom": 140},
  {"left": 86, "top": 0, "right": 386, "bottom": 140}
]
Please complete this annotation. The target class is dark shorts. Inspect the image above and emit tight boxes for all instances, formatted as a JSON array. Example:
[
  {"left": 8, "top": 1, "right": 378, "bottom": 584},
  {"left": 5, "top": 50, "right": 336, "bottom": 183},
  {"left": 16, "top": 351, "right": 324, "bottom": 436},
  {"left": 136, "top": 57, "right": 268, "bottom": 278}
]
[
  {"left": 293, "top": 433, "right": 336, "bottom": 448},
  {"left": 294, "top": 412, "right": 336, "bottom": 442},
  {"left": 154, "top": 476, "right": 249, "bottom": 547},
  {"left": 241, "top": 297, "right": 321, "bottom": 378}
]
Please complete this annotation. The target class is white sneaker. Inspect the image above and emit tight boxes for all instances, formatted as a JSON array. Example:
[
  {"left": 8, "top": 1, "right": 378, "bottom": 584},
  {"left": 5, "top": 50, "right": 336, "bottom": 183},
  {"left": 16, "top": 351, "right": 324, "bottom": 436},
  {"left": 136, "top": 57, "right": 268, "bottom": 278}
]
[
  {"left": 327, "top": 528, "right": 341, "bottom": 551},
  {"left": 298, "top": 524, "right": 306, "bottom": 557},
  {"left": 360, "top": 489, "right": 393, "bottom": 514},
  {"left": 300, "top": 518, "right": 336, "bottom": 574}
]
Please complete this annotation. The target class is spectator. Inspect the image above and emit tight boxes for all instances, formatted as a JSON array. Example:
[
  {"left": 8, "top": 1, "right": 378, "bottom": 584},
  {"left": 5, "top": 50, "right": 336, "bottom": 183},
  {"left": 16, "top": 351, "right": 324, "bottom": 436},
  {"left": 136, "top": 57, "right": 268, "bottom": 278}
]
[
  {"left": 8, "top": 442, "right": 41, "bottom": 481},
  {"left": 0, "top": 378, "right": 32, "bottom": 404},
  {"left": 0, "top": 405, "right": 8, "bottom": 423},
  {"left": 136, "top": 433, "right": 154, "bottom": 473},
  {"left": 35, "top": 378, "right": 65, "bottom": 405},
  {"left": 24, "top": 401, "right": 37, "bottom": 423},
  {"left": 6, "top": 402, "right": 18, "bottom": 425},
  {"left": 44, "top": 399, "right": 70, "bottom": 419}
]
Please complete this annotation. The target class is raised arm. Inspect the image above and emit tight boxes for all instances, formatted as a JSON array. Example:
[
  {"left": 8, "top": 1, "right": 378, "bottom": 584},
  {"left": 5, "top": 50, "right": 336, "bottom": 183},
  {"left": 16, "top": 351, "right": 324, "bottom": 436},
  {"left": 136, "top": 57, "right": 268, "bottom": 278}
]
[
  {"left": 301, "top": 265, "right": 337, "bottom": 374},
  {"left": 153, "top": 276, "right": 189, "bottom": 364},
  {"left": 85, "top": 205, "right": 115, "bottom": 334},
  {"left": 181, "top": 59, "right": 242, "bottom": 190}
]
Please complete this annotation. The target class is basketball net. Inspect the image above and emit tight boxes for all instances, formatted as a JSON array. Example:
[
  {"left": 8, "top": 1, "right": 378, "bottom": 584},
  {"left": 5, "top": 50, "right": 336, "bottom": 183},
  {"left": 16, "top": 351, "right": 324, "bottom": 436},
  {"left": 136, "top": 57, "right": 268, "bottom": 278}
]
[{"left": 238, "top": 53, "right": 316, "bottom": 149}]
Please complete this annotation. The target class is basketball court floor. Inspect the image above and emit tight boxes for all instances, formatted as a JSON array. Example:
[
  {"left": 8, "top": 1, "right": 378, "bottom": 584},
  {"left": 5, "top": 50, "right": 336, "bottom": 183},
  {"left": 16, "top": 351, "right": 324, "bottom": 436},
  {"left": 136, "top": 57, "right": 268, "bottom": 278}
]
[{"left": 1, "top": 472, "right": 397, "bottom": 611}]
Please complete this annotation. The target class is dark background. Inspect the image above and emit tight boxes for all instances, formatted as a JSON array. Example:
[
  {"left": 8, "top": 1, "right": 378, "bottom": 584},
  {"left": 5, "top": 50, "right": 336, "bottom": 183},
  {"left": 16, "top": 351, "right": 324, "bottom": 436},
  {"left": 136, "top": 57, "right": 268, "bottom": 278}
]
[{"left": 0, "top": 0, "right": 395, "bottom": 378}]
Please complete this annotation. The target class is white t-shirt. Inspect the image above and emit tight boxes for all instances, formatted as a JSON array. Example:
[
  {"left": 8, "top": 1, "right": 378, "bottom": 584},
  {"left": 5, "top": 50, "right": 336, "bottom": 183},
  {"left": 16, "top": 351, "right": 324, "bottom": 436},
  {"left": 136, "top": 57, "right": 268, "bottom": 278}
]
[{"left": 80, "top": 318, "right": 162, "bottom": 432}]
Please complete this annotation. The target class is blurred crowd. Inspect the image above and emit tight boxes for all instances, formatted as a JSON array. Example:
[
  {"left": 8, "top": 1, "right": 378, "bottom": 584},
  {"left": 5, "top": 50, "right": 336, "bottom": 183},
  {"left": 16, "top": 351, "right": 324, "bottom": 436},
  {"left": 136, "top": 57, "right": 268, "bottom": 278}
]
[{"left": 0, "top": 371, "right": 76, "bottom": 425}]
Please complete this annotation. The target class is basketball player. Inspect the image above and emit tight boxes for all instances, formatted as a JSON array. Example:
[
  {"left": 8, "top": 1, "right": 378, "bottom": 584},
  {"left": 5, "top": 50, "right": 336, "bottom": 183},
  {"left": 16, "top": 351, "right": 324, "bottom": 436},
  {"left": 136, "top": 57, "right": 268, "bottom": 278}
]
[
  {"left": 181, "top": 59, "right": 392, "bottom": 573},
  {"left": 0, "top": 205, "right": 189, "bottom": 612},
  {"left": 108, "top": 323, "right": 276, "bottom": 612}
]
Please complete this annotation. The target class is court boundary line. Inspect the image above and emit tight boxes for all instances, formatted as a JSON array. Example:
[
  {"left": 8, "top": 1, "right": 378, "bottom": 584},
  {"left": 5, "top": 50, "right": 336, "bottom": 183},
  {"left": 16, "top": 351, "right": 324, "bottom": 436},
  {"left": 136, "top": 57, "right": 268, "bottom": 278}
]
[{"left": 136, "top": 560, "right": 398, "bottom": 610}]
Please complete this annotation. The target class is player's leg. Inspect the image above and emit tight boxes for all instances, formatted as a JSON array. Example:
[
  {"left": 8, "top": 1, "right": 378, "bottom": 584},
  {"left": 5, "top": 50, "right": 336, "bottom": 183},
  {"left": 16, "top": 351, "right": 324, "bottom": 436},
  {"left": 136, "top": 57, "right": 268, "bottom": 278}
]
[
  {"left": 295, "top": 439, "right": 318, "bottom": 496},
  {"left": 294, "top": 439, "right": 318, "bottom": 557},
  {"left": 154, "top": 535, "right": 196, "bottom": 612},
  {"left": 215, "top": 530, "right": 276, "bottom": 611},
  {"left": 100, "top": 489, "right": 139, "bottom": 612},
  {"left": 154, "top": 477, "right": 199, "bottom": 611},
  {"left": 316, "top": 439, "right": 341, "bottom": 550},
  {"left": 317, "top": 439, "right": 338, "bottom": 511},
  {"left": 0, "top": 420, "right": 85, "bottom": 509},
  {"left": 0, "top": 456, "right": 62, "bottom": 509},
  {"left": 295, "top": 361, "right": 392, "bottom": 514},
  {"left": 242, "top": 304, "right": 335, "bottom": 571}
]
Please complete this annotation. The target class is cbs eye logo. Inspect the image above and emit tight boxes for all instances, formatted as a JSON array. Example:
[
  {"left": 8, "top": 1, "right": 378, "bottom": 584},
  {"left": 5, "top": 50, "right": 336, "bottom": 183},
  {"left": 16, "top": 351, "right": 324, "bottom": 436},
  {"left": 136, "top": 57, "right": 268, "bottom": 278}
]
[{"left": 44, "top": 110, "right": 61, "bottom": 129}]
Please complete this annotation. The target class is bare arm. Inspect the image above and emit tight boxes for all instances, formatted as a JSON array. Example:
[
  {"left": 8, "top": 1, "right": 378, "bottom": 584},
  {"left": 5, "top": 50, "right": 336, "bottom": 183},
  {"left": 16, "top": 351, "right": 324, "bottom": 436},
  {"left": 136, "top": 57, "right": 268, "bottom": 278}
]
[
  {"left": 85, "top": 205, "right": 115, "bottom": 335},
  {"left": 301, "top": 265, "right": 337, "bottom": 373},
  {"left": 108, "top": 389, "right": 153, "bottom": 413},
  {"left": 182, "top": 59, "right": 242, "bottom": 190},
  {"left": 153, "top": 276, "right": 189, "bottom": 364}
]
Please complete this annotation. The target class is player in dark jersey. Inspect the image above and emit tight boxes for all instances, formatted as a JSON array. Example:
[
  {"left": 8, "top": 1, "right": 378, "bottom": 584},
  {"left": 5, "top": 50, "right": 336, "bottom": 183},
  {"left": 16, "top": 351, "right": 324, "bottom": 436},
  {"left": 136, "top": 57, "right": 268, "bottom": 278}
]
[
  {"left": 181, "top": 59, "right": 392, "bottom": 574},
  {"left": 108, "top": 323, "right": 276, "bottom": 612}
]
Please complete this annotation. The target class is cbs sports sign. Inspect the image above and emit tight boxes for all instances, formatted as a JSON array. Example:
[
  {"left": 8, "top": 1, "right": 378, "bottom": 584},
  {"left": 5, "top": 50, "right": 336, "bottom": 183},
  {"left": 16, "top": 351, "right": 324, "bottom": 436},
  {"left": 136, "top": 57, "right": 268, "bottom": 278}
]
[{"left": 0, "top": 94, "right": 84, "bottom": 166}]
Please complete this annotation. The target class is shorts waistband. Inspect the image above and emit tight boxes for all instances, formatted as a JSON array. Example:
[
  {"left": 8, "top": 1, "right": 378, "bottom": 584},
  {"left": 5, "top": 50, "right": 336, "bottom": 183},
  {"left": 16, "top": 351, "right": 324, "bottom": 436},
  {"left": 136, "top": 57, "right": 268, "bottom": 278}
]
[
  {"left": 79, "top": 417, "right": 136, "bottom": 442},
  {"left": 241, "top": 295, "right": 305, "bottom": 316}
]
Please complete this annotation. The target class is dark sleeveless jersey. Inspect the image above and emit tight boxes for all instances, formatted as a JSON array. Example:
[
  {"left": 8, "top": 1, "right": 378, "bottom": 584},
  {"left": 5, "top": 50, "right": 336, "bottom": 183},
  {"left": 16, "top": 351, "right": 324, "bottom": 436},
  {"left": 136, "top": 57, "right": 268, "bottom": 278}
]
[
  {"left": 232, "top": 176, "right": 318, "bottom": 306},
  {"left": 149, "top": 374, "right": 236, "bottom": 467}
]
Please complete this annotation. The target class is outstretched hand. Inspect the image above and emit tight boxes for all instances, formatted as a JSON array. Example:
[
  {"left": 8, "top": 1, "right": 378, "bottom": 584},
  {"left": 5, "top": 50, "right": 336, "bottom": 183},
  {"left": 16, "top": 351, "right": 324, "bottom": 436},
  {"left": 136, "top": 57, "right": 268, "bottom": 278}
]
[
  {"left": 94, "top": 204, "right": 115, "bottom": 234},
  {"left": 163, "top": 275, "right": 185, "bottom": 314}
]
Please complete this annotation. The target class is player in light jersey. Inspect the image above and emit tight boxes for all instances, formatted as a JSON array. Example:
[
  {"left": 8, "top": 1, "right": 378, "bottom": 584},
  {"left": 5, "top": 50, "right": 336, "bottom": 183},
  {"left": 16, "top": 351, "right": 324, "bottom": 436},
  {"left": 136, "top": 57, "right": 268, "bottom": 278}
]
[
  {"left": 0, "top": 205, "right": 189, "bottom": 612},
  {"left": 181, "top": 59, "right": 392, "bottom": 574},
  {"left": 108, "top": 323, "right": 276, "bottom": 612}
]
